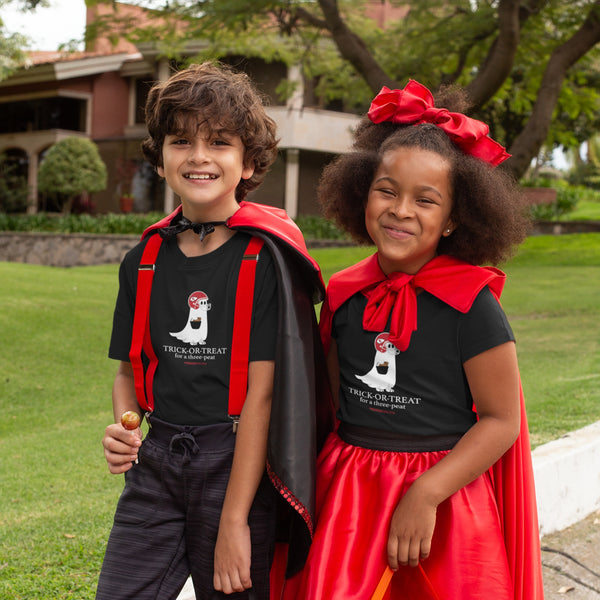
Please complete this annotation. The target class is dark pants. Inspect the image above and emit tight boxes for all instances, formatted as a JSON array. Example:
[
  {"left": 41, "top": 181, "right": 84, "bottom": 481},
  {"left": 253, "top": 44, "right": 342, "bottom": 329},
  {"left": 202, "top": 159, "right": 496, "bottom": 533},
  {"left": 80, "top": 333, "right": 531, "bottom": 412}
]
[{"left": 96, "top": 417, "right": 277, "bottom": 600}]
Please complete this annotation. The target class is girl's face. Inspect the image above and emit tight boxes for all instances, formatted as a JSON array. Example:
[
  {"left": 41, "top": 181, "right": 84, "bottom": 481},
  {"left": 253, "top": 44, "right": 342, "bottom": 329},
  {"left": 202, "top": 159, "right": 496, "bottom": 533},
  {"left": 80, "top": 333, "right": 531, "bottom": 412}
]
[
  {"left": 365, "top": 146, "right": 454, "bottom": 275},
  {"left": 158, "top": 123, "right": 254, "bottom": 221}
]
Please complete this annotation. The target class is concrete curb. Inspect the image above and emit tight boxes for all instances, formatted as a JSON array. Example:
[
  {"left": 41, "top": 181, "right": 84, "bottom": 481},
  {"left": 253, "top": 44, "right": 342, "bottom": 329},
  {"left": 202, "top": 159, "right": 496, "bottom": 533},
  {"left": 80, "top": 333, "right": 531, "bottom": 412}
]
[
  {"left": 176, "top": 420, "right": 600, "bottom": 600},
  {"left": 532, "top": 419, "right": 600, "bottom": 536}
]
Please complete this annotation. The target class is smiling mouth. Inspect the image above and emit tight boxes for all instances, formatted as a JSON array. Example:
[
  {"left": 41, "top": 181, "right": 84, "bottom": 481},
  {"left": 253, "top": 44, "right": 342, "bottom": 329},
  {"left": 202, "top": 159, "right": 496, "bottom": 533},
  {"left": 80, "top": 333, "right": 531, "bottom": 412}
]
[
  {"left": 384, "top": 225, "right": 413, "bottom": 237},
  {"left": 184, "top": 173, "right": 217, "bottom": 180}
]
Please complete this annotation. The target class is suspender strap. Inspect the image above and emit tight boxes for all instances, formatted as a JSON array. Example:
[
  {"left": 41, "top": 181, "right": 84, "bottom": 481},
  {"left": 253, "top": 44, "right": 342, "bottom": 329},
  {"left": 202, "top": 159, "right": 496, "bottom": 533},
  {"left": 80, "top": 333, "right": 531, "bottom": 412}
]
[
  {"left": 228, "top": 236, "right": 265, "bottom": 427},
  {"left": 129, "top": 232, "right": 265, "bottom": 422},
  {"left": 129, "top": 233, "right": 163, "bottom": 412}
]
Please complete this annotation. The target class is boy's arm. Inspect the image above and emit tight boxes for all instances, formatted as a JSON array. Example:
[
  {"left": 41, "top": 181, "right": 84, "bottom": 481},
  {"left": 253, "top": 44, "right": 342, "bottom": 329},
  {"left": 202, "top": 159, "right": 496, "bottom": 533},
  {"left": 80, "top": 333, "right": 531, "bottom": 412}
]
[
  {"left": 213, "top": 359, "right": 274, "bottom": 595},
  {"left": 102, "top": 361, "right": 142, "bottom": 474}
]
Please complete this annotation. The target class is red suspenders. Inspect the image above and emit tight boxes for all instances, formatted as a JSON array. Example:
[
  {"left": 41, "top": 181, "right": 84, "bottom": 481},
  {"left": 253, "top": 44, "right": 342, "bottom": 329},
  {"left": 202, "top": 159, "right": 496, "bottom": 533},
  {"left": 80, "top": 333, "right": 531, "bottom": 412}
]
[
  {"left": 130, "top": 233, "right": 162, "bottom": 412},
  {"left": 228, "top": 236, "right": 265, "bottom": 429},
  {"left": 129, "top": 233, "right": 266, "bottom": 429}
]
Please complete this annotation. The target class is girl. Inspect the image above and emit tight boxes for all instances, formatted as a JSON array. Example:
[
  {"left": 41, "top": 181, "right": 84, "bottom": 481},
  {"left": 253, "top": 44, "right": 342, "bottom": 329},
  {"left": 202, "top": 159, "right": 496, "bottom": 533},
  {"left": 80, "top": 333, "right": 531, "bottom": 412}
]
[{"left": 290, "top": 80, "right": 544, "bottom": 600}]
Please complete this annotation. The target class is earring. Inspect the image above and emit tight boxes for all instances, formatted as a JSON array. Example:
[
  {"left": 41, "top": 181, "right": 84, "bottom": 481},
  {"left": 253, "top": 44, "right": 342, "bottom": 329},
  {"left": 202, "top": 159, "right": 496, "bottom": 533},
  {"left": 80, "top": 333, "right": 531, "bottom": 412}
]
[{"left": 446, "top": 228, "right": 451, "bottom": 234}]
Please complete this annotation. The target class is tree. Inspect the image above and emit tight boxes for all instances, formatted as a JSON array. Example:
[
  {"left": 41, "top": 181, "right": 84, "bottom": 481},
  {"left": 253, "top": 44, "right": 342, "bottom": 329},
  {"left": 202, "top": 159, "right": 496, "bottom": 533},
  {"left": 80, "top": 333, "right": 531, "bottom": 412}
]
[
  {"left": 99, "top": 0, "right": 600, "bottom": 179},
  {"left": 38, "top": 137, "right": 107, "bottom": 214},
  {"left": 0, "top": 0, "right": 44, "bottom": 80}
]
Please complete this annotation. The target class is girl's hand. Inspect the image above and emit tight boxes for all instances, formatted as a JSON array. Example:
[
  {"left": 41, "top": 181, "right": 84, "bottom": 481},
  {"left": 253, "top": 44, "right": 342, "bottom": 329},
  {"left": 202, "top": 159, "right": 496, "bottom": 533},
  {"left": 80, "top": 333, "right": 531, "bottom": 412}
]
[
  {"left": 102, "top": 423, "right": 141, "bottom": 474},
  {"left": 387, "top": 484, "right": 437, "bottom": 570},
  {"left": 213, "top": 519, "right": 252, "bottom": 594}
]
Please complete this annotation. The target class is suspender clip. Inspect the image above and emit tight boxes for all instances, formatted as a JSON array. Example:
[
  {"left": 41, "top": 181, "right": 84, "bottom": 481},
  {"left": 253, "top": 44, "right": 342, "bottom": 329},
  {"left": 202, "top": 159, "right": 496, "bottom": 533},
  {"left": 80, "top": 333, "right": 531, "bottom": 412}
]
[
  {"left": 139, "top": 264, "right": 155, "bottom": 271},
  {"left": 230, "top": 415, "right": 240, "bottom": 434}
]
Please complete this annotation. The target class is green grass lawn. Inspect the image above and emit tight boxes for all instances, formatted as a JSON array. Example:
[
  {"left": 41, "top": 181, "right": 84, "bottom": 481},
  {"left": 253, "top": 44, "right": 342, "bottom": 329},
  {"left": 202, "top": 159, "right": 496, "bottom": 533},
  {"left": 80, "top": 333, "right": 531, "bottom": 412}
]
[{"left": 1, "top": 232, "right": 599, "bottom": 598}]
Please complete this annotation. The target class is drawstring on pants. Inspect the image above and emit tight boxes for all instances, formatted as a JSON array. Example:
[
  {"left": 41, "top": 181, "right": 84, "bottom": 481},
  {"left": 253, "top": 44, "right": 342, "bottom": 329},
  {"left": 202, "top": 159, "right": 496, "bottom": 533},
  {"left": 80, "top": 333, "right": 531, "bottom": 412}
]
[{"left": 168, "top": 432, "right": 200, "bottom": 465}]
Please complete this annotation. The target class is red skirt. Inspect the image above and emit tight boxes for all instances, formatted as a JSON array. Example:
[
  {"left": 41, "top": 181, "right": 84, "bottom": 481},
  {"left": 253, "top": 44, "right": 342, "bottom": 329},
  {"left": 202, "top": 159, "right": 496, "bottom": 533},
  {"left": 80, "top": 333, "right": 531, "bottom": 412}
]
[{"left": 285, "top": 431, "right": 513, "bottom": 600}]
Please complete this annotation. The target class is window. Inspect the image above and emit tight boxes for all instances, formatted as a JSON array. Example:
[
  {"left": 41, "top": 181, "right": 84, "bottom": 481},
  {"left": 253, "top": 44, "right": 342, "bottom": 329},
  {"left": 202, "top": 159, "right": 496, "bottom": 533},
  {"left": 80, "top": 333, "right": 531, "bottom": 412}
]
[{"left": 0, "top": 96, "right": 87, "bottom": 134}]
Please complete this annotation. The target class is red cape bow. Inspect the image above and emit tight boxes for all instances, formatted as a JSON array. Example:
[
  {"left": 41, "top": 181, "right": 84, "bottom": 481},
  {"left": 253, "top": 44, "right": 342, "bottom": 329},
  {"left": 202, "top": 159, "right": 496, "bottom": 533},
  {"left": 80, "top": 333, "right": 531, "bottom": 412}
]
[
  {"left": 367, "top": 80, "right": 510, "bottom": 167},
  {"left": 324, "top": 254, "right": 505, "bottom": 353}
]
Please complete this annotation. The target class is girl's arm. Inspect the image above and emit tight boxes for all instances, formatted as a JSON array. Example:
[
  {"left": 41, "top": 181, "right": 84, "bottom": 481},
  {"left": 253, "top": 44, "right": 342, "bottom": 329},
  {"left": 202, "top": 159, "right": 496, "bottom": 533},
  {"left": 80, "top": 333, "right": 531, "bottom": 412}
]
[
  {"left": 213, "top": 359, "right": 274, "bottom": 594},
  {"left": 387, "top": 341, "right": 521, "bottom": 569},
  {"left": 102, "top": 361, "right": 143, "bottom": 474}
]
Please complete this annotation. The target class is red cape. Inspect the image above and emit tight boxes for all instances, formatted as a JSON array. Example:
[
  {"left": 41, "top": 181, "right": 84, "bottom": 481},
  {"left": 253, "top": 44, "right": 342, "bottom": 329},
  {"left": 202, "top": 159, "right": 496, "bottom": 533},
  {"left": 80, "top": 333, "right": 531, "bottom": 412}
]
[
  {"left": 318, "top": 253, "right": 544, "bottom": 600},
  {"left": 142, "top": 201, "right": 323, "bottom": 288}
]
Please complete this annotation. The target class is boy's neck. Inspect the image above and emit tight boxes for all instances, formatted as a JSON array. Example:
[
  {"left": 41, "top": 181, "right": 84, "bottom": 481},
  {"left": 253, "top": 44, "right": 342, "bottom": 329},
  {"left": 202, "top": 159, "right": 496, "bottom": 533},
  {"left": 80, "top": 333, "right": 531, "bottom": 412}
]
[
  {"left": 175, "top": 199, "right": 241, "bottom": 256},
  {"left": 176, "top": 226, "right": 236, "bottom": 257},
  {"left": 181, "top": 198, "right": 240, "bottom": 224}
]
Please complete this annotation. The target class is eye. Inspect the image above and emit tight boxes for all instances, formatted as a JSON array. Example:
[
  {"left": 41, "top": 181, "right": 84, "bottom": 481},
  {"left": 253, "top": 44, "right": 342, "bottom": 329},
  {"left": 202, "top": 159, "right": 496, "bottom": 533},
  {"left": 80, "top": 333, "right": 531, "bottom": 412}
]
[{"left": 373, "top": 185, "right": 395, "bottom": 197}]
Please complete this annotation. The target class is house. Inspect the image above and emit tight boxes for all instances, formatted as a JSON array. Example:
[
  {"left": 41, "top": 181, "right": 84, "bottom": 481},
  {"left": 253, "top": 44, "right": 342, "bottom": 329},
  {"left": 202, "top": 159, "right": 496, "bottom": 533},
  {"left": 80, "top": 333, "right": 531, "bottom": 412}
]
[{"left": 0, "top": 1, "right": 407, "bottom": 217}]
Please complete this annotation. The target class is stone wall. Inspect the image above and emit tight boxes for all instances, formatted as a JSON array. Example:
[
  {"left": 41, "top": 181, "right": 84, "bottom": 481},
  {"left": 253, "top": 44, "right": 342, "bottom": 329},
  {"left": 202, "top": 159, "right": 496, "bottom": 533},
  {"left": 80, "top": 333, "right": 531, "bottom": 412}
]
[
  {"left": 1, "top": 224, "right": 599, "bottom": 267},
  {"left": 0, "top": 232, "right": 139, "bottom": 267}
]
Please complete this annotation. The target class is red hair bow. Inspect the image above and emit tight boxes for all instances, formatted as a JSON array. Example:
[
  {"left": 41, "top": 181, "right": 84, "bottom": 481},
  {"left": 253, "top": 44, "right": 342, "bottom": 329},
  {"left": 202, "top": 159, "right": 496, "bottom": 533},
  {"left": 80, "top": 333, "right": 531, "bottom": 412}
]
[{"left": 367, "top": 80, "right": 510, "bottom": 166}]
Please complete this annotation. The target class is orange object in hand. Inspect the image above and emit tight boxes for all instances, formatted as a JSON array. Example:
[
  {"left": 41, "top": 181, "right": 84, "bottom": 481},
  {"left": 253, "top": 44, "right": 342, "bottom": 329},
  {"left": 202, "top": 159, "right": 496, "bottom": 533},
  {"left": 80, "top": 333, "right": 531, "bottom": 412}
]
[{"left": 120, "top": 411, "right": 140, "bottom": 431}]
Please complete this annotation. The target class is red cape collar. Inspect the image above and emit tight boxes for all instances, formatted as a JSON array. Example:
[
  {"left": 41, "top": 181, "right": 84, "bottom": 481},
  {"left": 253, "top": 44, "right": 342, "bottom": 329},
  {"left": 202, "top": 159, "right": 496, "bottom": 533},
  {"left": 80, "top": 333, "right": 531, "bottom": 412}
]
[
  {"left": 141, "top": 201, "right": 322, "bottom": 282},
  {"left": 325, "top": 253, "right": 506, "bottom": 351}
]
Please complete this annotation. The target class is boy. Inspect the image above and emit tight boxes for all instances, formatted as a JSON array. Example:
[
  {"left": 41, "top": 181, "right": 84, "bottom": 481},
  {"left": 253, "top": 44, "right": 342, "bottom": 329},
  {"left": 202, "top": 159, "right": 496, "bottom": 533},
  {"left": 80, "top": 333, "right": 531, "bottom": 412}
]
[{"left": 97, "top": 62, "right": 331, "bottom": 600}]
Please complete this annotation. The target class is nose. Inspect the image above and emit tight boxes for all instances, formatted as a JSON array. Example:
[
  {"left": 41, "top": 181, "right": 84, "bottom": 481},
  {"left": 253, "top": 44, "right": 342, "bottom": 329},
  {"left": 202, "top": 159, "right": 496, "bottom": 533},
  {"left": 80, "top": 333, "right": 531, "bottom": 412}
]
[
  {"left": 390, "top": 195, "right": 414, "bottom": 218},
  {"left": 188, "top": 139, "right": 210, "bottom": 163}
]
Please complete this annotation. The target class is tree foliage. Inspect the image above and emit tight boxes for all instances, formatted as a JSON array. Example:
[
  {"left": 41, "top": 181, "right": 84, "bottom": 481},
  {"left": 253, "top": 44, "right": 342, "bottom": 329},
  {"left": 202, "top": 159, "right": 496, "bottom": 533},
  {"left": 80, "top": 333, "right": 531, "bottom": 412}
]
[
  {"left": 99, "top": 0, "right": 600, "bottom": 178},
  {"left": 0, "top": 0, "right": 34, "bottom": 80},
  {"left": 38, "top": 137, "right": 107, "bottom": 214}
]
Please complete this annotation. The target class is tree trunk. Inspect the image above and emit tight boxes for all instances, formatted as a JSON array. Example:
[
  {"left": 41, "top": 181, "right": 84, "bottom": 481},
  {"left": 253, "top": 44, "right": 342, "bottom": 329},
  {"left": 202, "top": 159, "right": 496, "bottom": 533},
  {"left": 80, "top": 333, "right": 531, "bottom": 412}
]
[
  {"left": 467, "top": 0, "right": 521, "bottom": 108},
  {"left": 317, "top": 0, "right": 398, "bottom": 93},
  {"left": 505, "top": 1, "right": 600, "bottom": 178}
]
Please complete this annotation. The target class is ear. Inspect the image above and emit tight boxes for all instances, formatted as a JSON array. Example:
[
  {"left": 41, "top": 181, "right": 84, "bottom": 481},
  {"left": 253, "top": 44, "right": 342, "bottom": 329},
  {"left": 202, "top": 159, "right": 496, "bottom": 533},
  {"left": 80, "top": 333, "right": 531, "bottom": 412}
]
[
  {"left": 157, "top": 165, "right": 165, "bottom": 178},
  {"left": 442, "top": 220, "right": 455, "bottom": 237},
  {"left": 241, "top": 164, "right": 255, "bottom": 181}
]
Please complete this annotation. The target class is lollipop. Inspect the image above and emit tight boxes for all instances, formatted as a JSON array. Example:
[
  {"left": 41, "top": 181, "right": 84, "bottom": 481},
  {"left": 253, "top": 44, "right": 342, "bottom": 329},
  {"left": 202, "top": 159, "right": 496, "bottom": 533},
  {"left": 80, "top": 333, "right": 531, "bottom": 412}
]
[{"left": 121, "top": 410, "right": 141, "bottom": 431}]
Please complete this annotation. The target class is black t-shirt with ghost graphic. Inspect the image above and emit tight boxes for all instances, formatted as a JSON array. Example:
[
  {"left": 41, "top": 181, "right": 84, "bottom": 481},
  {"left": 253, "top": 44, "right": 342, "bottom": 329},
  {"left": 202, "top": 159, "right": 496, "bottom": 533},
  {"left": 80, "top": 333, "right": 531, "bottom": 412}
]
[
  {"left": 332, "top": 287, "right": 514, "bottom": 436},
  {"left": 109, "top": 231, "right": 278, "bottom": 425}
]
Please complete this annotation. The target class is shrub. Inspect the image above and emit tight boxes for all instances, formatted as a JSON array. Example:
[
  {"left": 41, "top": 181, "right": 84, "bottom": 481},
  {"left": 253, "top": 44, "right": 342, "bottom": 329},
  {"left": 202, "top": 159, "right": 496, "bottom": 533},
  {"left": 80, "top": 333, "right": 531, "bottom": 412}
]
[
  {"left": 523, "top": 178, "right": 595, "bottom": 220},
  {"left": 0, "top": 212, "right": 349, "bottom": 240},
  {"left": 38, "top": 137, "right": 107, "bottom": 214}
]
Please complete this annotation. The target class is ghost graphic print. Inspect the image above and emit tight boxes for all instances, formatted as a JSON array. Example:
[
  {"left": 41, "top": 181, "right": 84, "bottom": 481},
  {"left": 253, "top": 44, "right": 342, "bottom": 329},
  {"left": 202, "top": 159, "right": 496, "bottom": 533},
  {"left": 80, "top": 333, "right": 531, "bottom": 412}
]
[
  {"left": 355, "top": 332, "right": 400, "bottom": 392},
  {"left": 170, "top": 290, "right": 211, "bottom": 345}
]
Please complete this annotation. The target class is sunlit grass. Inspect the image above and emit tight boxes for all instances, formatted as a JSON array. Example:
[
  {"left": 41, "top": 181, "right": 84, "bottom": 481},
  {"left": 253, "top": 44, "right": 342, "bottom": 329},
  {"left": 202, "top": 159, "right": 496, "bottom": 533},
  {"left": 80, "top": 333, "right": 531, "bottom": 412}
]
[{"left": 0, "top": 232, "right": 598, "bottom": 597}]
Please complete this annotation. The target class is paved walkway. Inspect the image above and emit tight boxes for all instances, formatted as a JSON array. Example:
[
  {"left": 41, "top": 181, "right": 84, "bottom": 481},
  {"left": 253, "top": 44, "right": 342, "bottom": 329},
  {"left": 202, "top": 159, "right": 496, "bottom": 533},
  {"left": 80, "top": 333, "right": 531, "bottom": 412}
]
[{"left": 541, "top": 509, "right": 600, "bottom": 599}]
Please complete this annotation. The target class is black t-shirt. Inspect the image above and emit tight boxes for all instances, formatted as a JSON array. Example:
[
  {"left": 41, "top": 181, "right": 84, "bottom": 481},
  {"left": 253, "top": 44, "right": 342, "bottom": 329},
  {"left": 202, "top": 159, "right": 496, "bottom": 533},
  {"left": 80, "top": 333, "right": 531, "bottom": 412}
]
[
  {"left": 109, "top": 232, "right": 278, "bottom": 425},
  {"left": 332, "top": 287, "right": 515, "bottom": 436}
]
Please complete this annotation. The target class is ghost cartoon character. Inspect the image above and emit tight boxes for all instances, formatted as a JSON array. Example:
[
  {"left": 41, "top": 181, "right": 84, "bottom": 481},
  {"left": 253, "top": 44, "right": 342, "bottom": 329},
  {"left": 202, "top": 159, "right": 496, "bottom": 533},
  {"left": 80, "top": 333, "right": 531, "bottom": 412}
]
[
  {"left": 355, "top": 332, "right": 400, "bottom": 392},
  {"left": 170, "top": 291, "right": 211, "bottom": 345}
]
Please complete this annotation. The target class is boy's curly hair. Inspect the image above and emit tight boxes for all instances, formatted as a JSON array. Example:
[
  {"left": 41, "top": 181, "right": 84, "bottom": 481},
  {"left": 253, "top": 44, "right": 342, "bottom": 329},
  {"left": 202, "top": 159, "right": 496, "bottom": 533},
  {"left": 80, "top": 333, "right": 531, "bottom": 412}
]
[
  {"left": 318, "top": 86, "right": 531, "bottom": 266},
  {"left": 142, "top": 62, "right": 279, "bottom": 201}
]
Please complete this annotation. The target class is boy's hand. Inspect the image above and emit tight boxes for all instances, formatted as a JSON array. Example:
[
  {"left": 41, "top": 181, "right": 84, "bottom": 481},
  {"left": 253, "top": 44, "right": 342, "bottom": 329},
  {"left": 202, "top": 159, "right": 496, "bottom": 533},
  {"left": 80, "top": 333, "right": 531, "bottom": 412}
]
[
  {"left": 102, "top": 423, "right": 141, "bottom": 474},
  {"left": 213, "top": 519, "right": 252, "bottom": 594},
  {"left": 387, "top": 485, "right": 437, "bottom": 570}
]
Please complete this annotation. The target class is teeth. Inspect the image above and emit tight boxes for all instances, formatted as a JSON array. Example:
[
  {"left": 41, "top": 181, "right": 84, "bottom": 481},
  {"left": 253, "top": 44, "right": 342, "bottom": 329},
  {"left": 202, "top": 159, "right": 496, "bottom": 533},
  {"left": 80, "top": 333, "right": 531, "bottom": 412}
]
[{"left": 185, "top": 174, "right": 216, "bottom": 180}]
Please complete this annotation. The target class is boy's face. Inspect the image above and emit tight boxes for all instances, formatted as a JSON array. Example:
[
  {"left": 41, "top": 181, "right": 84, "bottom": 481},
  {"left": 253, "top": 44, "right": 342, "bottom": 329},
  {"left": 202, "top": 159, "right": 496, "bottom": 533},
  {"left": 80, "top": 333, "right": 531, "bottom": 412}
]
[{"left": 157, "top": 122, "right": 254, "bottom": 220}]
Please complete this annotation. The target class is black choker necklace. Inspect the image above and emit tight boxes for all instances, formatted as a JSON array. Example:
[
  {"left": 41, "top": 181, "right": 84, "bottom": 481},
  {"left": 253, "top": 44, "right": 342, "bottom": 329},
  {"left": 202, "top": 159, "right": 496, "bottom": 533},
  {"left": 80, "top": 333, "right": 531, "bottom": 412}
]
[{"left": 158, "top": 216, "right": 227, "bottom": 242}]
